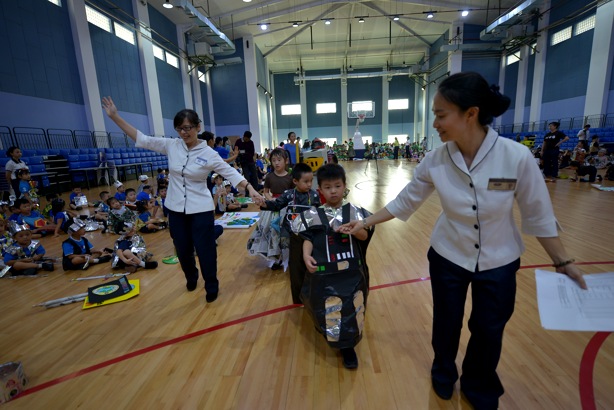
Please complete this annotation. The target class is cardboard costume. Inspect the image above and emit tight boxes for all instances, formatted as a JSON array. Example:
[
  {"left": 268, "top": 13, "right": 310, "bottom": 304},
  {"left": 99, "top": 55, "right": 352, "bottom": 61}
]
[{"left": 292, "top": 202, "right": 373, "bottom": 349}]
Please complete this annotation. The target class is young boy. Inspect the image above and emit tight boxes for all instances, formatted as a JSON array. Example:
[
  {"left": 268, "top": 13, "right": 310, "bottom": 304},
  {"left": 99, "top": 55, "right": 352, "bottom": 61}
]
[
  {"left": 260, "top": 162, "right": 321, "bottom": 279},
  {"left": 124, "top": 188, "right": 138, "bottom": 210},
  {"left": 112, "top": 222, "right": 158, "bottom": 271},
  {"left": 69, "top": 186, "right": 88, "bottom": 210},
  {"left": 16, "top": 169, "right": 38, "bottom": 204},
  {"left": 62, "top": 219, "right": 113, "bottom": 271},
  {"left": 16, "top": 198, "right": 56, "bottom": 237},
  {"left": 114, "top": 181, "right": 126, "bottom": 202},
  {"left": 3, "top": 222, "right": 55, "bottom": 275},
  {"left": 294, "top": 163, "right": 373, "bottom": 369},
  {"left": 107, "top": 197, "right": 137, "bottom": 234},
  {"left": 137, "top": 175, "right": 149, "bottom": 193}
]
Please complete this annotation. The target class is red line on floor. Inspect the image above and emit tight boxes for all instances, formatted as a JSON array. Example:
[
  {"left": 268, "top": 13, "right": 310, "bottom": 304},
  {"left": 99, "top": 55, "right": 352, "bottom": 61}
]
[
  {"left": 580, "top": 332, "right": 611, "bottom": 410},
  {"left": 15, "top": 261, "right": 614, "bottom": 402}
]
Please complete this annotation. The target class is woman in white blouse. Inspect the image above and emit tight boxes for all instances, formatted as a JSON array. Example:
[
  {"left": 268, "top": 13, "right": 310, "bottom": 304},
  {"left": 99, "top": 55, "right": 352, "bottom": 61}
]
[
  {"left": 342, "top": 72, "right": 586, "bottom": 409},
  {"left": 102, "top": 97, "right": 264, "bottom": 303}
]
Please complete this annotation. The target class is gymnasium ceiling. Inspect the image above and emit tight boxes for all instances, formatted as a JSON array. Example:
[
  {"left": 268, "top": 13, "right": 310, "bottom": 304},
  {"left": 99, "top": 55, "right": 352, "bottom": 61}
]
[{"left": 147, "top": 0, "right": 520, "bottom": 73}]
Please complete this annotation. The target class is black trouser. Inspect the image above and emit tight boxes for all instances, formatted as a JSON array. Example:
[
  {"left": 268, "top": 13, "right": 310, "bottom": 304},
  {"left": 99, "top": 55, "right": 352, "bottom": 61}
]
[
  {"left": 289, "top": 233, "right": 305, "bottom": 304},
  {"left": 428, "top": 248, "right": 518, "bottom": 410},
  {"left": 393, "top": 146, "right": 399, "bottom": 159},
  {"left": 242, "top": 163, "right": 259, "bottom": 195},
  {"left": 577, "top": 165, "right": 597, "bottom": 182},
  {"left": 168, "top": 210, "right": 218, "bottom": 294},
  {"left": 542, "top": 148, "right": 560, "bottom": 178}
]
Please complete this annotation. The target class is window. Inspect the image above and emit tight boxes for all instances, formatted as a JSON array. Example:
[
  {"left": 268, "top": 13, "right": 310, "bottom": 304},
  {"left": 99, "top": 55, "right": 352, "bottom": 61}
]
[
  {"left": 551, "top": 27, "right": 572, "bottom": 46},
  {"left": 387, "top": 134, "right": 408, "bottom": 144},
  {"left": 166, "top": 52, "right": 179, "bottom": 68},
  {"left": 360, "top": 136, "right": 373, "bottom": 145},
  {"left": 281, "top": 104, "right": 301, "bottom": 115},
  {"left": 48, "top": 0, "right": 61, "bottom": 6},
  {"left": 198, "top": 71, "right": 206, "bottom": 83},
  {"left": 113, "top": 22, "right": 135, "bottom": 45},
  {"left": 574, "top": 15, "right": 595, "bottom": 36},
  {"left": 152, "top": 45, "right": 164, "bottom": 61},
  {"left": 85, "top": 5, "right": 111, "bottom": 33},
  {"left": 506, "top": 54, "right": 519, "bottom": 65},
  {"left": 316, "top": 103, "right": 337, "bottom": 114},
  {"left": 318, "top": 138, "right": 337, "bottom": 147},
  {"left": 388, "top": 99, "right": 409, "bottom": 110}
]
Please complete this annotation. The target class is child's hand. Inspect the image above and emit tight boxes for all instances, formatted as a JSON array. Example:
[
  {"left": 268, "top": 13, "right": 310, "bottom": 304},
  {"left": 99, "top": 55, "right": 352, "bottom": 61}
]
[
  {"left": 339, "top": 220, "right": 363, "bottom": 235},
  {"left": 304, "top": 255, "right": 318, "bottom": 273}
]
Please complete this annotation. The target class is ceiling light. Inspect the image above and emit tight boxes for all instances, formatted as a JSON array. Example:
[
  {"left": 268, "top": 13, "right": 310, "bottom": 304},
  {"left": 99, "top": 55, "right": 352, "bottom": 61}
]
[
  {"left": 461, "top": 10, "right": 469, "bottom": 17},
  {"left": 292, "top": 21, "right": 299, "bottom": 27},
  {"left": 358, "top": 17, "right": 365, "bottom": 23},
  {"left": 426, "top": 12, "right": 435, "bottom": 19},
  {"left": 324, "top": 19, "right": 331, "bottom": 25},
  {"left": 243, "top": 0, "right": 252, "bottom": 2},
  {"left": 393, "top": 15, "right": 400, "bottom": 21},
  {"left": 260, "top": 23, "right": 268, "bottom": 30},
  {"left": 163, "top": 0, "right": 173, "bottom": 9}
]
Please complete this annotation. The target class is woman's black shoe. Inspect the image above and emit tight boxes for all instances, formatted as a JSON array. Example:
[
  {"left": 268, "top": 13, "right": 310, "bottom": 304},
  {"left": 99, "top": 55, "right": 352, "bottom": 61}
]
[
  {"left": 206, "top": 292, "right": 218, "bottom": 303},
  {"left": 341, "top": 348, "right": 358, "bottom": 369},
  {"left": 186, "top": 281, "right": 197, "bottom": 291},
  {"left": 432, "top": 379, "right": 453, "bottom": 400}
]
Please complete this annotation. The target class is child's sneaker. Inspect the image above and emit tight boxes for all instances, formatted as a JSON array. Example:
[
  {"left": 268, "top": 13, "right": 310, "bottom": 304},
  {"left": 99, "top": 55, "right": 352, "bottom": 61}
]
[
  {"left": 144, "top": 261, "right": 158, "bottom": 269},
  {"left": 341, "top": 348, "right": 358, "bottom": 369}
]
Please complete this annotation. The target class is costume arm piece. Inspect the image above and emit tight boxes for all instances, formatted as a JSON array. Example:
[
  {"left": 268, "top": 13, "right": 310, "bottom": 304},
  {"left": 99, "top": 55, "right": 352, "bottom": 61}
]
[{"left": 262, "top": 190, "right": 291, "bottom": 211}]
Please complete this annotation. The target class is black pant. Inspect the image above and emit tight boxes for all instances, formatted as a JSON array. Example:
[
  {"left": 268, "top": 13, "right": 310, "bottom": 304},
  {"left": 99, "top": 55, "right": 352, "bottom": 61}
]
[
  {"left": 577, "top": 165, "right": 597, "bottom": 182},
  {"left": 289, "top": 234, "right": 306, "bottom": 304},
  {"left": 543, "top": 148, "right": 560, "bottom": 178},
  {"left": 242, "top": 163, "right": 259, "bottom": 195},
  {"left": 428, "top": 248, "right": 518, "bottom": 409},
  {"left": 168, "top": 210, "right": 218, "bottom": 294},
  {"left": 393, "top": 146, "right": 399, "bottom": 159}
]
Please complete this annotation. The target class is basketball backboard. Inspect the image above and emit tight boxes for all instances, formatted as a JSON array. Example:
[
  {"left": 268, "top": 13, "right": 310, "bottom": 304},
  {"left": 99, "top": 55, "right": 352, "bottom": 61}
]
[{"left": 348, "top": 101, "right": 375, "bottom": 119}]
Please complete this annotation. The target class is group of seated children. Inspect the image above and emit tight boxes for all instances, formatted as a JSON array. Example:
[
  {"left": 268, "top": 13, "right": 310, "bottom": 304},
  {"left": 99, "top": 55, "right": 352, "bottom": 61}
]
[{"left": 212, "top": 173, "right": 248, "bottom": 214}]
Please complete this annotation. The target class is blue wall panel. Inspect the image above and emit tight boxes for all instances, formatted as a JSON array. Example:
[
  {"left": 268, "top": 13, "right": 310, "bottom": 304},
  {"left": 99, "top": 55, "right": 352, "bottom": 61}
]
[
  {"left": 504, "top": 61, "right": 519, "bottom": 108},
  {"left": 200, "top": 81, "right": 211, "bottom": 130},
  {"left": 0, "top": 92, "right": 88, "bottom": 130},
  {"left": 210, "top": 39, "right": 248, "bottom": 127},
  {"left": 148, "top": 5, "right": 179, "bottom": 52},
  {"left": 307, "top": 79, "right": 342, "bottom": 128},
  {"left": 525, "top": 53, "right": 535, "bottom": 106},
  {"left": 549, "top": 0, "right": 588, "bottom": 22},
  {"left": 273, "top": 74, "right": 301, "bottom": 130},
  {"left": 155, "top": 59, "right": 183, "bottom": 120},
  {"left": 389, "top": 76, "right": 415, "bottom": 125},
  {"left": 462, "top": 55, "right": 500, "bottom": 86}
]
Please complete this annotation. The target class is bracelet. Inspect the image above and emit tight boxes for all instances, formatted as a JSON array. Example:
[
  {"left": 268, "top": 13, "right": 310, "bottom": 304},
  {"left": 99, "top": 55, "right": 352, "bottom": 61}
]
[
  {"left": 362, "top": 218, "right": 369, "bottom": 229},
  {"left": 552, "top": 259, "right": 575, "bottom": 268}
]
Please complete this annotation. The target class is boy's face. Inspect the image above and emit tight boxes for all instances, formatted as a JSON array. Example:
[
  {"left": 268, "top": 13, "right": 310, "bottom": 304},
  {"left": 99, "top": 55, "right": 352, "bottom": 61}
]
[
  {"left": 319, "top": 178, "right": 345, "bottom": 207},
  {"left": 294, "top": 172, "right": 314, "bottom": 193},
  {"left": 126, "top": 191, "right": 136, "bottom": 201},
  {"left": 72, "top": 227, "right": 85, "bottom": 238},
  {"left": 73, "top": 187, "right": 81, "bottom": 195},
  {"left": 14, "top": 230, "right": 32, "bottom": 246},
  {"left": 109, "top": 199, "right": 121, "bottom": 209},
  {"left": 225, "top": 185, "right": 231, "bottom": 192},
  {"left": 117, "top": 185, "right": 125, "bottom": 193},
  {"left": 215, "top": 177, "right": 223, "bottom": 185},
  {"left": 159, "top": 188, "right": 167, "bottom": 198},
  {"left": 19, "top": 202, "right": 32, "bottom": 214},
  {"left": 144, "top": 187, "right": 152, "bottom": 193},
  {"left": 101, "top": 193, "right": 109, "bottom": 201}
]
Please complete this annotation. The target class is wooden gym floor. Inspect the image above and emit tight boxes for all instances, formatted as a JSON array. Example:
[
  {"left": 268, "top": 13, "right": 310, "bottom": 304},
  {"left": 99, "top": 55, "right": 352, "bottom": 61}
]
[{"left": 0, "top": 159, "right": 612, "bottom": 409}]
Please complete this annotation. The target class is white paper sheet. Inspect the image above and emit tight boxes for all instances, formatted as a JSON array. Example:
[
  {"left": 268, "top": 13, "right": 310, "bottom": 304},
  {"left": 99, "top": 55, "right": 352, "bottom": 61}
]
[{"left": 535, "top": 269, "right": 614, "bottom": 331}]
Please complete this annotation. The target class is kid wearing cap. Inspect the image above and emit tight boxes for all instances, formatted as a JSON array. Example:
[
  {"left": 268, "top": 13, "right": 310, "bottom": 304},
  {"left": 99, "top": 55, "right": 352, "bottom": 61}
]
[
  {"left": 3, "top": 222, "right": 55, "bottom": 275},
  {"left": 61, "top": 219, "right": 112, "bottom": 271},
  {"left": 114, "top": 181, "right": 126, "bottom": 202},
  {"left": 137, "top": 175, "right": 149, "bottom": 193}
]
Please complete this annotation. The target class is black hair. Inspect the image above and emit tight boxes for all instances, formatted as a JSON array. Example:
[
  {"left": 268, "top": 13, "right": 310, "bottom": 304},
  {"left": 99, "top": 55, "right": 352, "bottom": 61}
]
[
  {"left": 142, "top": 185, "right": 151, "bottom": 191},
  {"left": 549, "top": 121, "right": 560, "bottom": 128},
  {"left": 222, "top": 136, "right": 229, "bottom": 144},
  {"left": 6, "top": 146, "right": 20, "bottom": 158},
  {"left": 173, "top": 109, "right": 201, "bottom": 128},
  {"left": 199, "top": 131, "right": 214, "bottom": 141},
  {"left": 215, "top": 136, "right": 223, "bottom": 146},
  {"left": 99, "top": 191, "right": 109, "bottom": 199},
  {"left": 125, "top": 188, "right": 135, "bottom": 194},
  {"left": 72, "top": 185, "right": 82, "bottom": 190},
  {"left": 51, "top": 198, "right": 66, "bottom": 214},
  {"left": 45, "top": 193, "right": 58, "bottom": 202},
  {"left": 291, "top": 163, "right": 313, "bottom": 180},
  {"left": 243, "top": 131, "right": 252, "bottom": 139},
  {"left": 437, "top": 72, "right": 510, "bottom": 126},
  {"left": 135, "top": 200, "right": 149, "bottom": 213},
  {"left": 16, "top": 169, "right": 30, "bottom": 177},
  {"left": 107, "top": 197, "right": 119, "bottom": 206},
  {"left": 16, "top": 198, "right": 30, "bottom": 207},
  {"left": 288, "top": 131, "right": 296, "bottom": 139},
  {"left": 269, "top": 147, "right": 289, "bottom": 161},
  {"left": 157, "top": 168, "right": 163, "bottom": 173},
  {"left": 316, "top": 163, "right": 346, "bottom": 186}
]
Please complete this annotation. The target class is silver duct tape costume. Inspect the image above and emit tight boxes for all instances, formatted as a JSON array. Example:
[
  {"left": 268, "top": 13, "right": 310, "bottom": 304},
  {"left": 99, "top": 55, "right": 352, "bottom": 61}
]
[
  {"left": 292, "top": 202, "right": 373, "bottom": 349},
  {"left": 4, "top": 240, "right": 41, "bottom": 260},
  {"left": 112, "top": 234, "right": 149, "bottom": 268}
]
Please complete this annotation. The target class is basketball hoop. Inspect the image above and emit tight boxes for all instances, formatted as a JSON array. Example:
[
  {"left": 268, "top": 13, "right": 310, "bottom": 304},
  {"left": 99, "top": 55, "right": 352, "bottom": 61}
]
[{"left": 358, "top": 113, "right": 366, "bottom": 123}]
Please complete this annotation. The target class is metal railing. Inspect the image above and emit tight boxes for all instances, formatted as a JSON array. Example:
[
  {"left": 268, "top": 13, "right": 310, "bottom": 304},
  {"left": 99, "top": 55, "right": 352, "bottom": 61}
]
[{"left": 500, "top": 113, "right": 614, "bottom": 134}]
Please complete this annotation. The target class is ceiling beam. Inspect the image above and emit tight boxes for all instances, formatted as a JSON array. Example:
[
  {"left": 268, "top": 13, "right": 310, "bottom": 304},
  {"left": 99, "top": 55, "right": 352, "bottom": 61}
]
[
  {"left": 362, "top": 1, "right": 431, "bottom": 46},
  {"left": 393, "top": 0, "right": 469, "bottom": 8},
  {"left": 212, "top": 0, "right": 285, "bottom": 21},
  {"left": 263, "top": 3, "right": 347, "bottom": 58}
]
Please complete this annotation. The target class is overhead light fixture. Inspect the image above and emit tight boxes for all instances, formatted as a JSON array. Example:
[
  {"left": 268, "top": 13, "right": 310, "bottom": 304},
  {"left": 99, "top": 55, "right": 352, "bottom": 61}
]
[
  {"left": 426, "top": 11, "right": 435, "bottom": 19},
  {"left": 324, "top": 19, "right": 331, "bottom": 25},
  {"left": 243, "top": 0, "right": 252, "bottom": 2},
  {"left": 260, "top": 23, "right": 268, "bottom": 30},
  {"left": 421, "top": 85, "right": 426, "bottom": 91},
  {"left": 292, "top": 21, "right": 299, "bottom": 27},
  {"left": 163, "top": 0, "right": 173, "bottom": 9},
  {"left": 461, "top": 10, "right": 469, "bottom": 17},
  {"left": 358, "top": 17, "right": 365, "bottom": 23},
  {"left": 393, "top": 15, "right": 400, "bottom": 21}
]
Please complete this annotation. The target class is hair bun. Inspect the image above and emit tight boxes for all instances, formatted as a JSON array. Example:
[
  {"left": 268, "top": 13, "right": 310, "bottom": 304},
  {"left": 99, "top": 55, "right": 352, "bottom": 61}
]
[{"left": 489, "top": 84, "right": 511, "bottom": 117}]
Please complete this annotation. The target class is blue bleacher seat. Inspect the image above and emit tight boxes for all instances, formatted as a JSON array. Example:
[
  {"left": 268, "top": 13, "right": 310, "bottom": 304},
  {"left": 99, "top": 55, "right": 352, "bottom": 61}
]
[
  {"left": 78, "top": 155, "right": 88, "bottom": 161},
  {"left": 29, "top": 164, "right": 46, "bottom": 173},
  {"left": 69, "top": 161, "right": 82, "bottom": 169},
  {"left": 28, "top": 156, "right": 44, "bottom": 165},
  {"left": 35, "top": 149, "right": 48, "bottom": 156},
  {"left": 47, "top": 149, "right": 60, "bottom": 156},
  {"left": 22, "top": 149, "right": 37, "bottom": 157},
  {"left": 0, "top": 158, "right": 10, "bottom": 167}
]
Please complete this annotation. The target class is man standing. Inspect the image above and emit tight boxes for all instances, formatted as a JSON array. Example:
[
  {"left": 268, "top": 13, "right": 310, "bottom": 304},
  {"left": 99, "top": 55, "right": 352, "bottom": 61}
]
[{"left": 235, "top": 131, "right": 259, "bottom": 195}]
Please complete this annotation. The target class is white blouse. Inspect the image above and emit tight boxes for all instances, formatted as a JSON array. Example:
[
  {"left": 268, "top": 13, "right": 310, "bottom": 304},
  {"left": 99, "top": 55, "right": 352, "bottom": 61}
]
[
  {"left": 135, "top": 131, "right": 245, "bottom": 214},
  {"left": 386, "top": 127, "right": 560, "bottom": 272}
]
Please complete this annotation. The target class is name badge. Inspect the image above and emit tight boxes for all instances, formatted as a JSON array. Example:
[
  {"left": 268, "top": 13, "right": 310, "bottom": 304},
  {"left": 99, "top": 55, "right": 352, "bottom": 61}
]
[
  {"left": 487, "top": 178, "right": 517, "bottom": 190},
  {"left": 195, "top": 156, "right": 208, "bottom": 166}
]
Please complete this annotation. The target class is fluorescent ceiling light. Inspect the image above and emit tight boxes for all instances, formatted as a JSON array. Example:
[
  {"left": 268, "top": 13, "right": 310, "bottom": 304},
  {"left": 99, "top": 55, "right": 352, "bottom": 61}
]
[
  {"left": 461, "top": 10, "right": 469, "bottom": 17},
  {"left": 393, "top": 15, "right": 400, "bottom": 21},
  {"left": 427, "top": 12, "right": 435, "bottom": 19},
  {"left": 260, "top": 23, "right": 268, "bottom": 30},
  {"left": 163, "top": 0, "right": 173, "bottom": 9},
  {"left": 324, "top": 19, "right": 331, "bottom": 25},
  {"left": 358, "top": 17, "right": 365, "bottom": 23}
]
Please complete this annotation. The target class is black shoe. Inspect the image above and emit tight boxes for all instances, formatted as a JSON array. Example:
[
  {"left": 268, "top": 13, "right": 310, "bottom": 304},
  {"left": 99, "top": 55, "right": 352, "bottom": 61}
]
[
  {"left": 42, "top": 262, "right": 55, "bottom": 272},
  {"left": 432, "top": 379, "right": 453, "bottom": 400},
  {"left": 186, "top": 281, "right": 197, "bottom": 291},
  {"left": 104, "top": 248, "right": 114, "bottom": 253},
  {"left": 206, "top": 292, "right": 218, "bottom": 303},
  {"left": 98, "top": 255, "right": 112, "bottom": 263},
  {"left": 271, "top": 262, "right": 282, "bottom": 270},
  {"left": 240, "top": 204, "right": 248, "bottom": 208},
  {"left": 341, "top": 348, "right": 358, "bottom": 369},
  {"left": 144, "top": 261, "right": 158, "bottom": 269}
]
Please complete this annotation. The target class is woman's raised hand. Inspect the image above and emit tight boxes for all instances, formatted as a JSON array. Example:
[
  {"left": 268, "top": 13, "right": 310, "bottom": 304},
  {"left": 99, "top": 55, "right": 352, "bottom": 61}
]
[
  {"left": 339, "top": 220, "right": 363, "bottom": 235},
  {"left": 101, "top": 97, "right": 118, "bottom": 117}
]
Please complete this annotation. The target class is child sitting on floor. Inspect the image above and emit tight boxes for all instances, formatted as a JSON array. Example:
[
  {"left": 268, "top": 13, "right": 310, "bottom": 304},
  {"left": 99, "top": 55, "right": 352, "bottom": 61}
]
[
  {"left": 107, "top": 197, "right": 137, "bottom": 234},
  {"left": 16, "top": 198, "right": 55, "bottom": 238},
  {"left": 61, "top": 219, "right": 112, "bottom": 271},
  {"left": 296, "top": 163, "right": 374, "bottom": 369},
  {"left": 114, "top": 181, "right": 127, "bottom": 202},
  {"left": 124, "top": 188, "right": 138, "bottom": 210},
  {"left": 52, "top": 198, "right": 78, "bottom": 237},
  {"left": 136, "top": 199, "right": 167, "bottom": 233},
  {"left": 3, "top": 222, "right": 55, "bottom": 275},
  {"left": 16, "top": 169, "right": 38, "bottom": 205},
  {"left": 69, "top": 186, "right": 89, "bottom": 210},
  {"left": 112, "top": 222, "right": 158, "bottom": 272}
]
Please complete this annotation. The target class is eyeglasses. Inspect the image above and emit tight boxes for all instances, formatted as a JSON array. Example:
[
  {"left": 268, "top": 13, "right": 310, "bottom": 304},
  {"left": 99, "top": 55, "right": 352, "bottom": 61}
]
[{"left": 175, "top": 125, "right": 197, "bottom": 133}]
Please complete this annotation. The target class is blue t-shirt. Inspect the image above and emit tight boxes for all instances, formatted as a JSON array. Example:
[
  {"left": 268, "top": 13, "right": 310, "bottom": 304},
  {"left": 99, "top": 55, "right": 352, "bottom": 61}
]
[
  {"left": 62, "top": 237, "right": 93, "bottom": 256},
  {"left": 214, "top": 146, "right": 229, "bottom": 159},
  {"left": 115, "top": 192, "right": 126, "bottom": 202},
  {"left": 19, "top": 180, "right": 31, "bottom": 198},
  {"left": 136, "top": 192, "right": 151, "bottom": 202},
  {"left": 18, "top": 211, "right": 46, "bottom": 229},
  {"left": 8, "top": 213, "right": 20, "bottom": 222},
  {"left": 98, "top": 202, "right": 110, "bottom": 213},
  {"left": 69, "top": 192, "right": 84, "bottom": 203},
  {"left": 53, "top": 211, "right": 68, "bottom": 224},
  {"left": 116, "top": 237, "right": 133, "bottom": 251},
  {"left": 4, "top": 242, "right": 46, "bottom": 263},
  {"left": 138, "top": 211, "right": 151, "bottom": 223}
]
